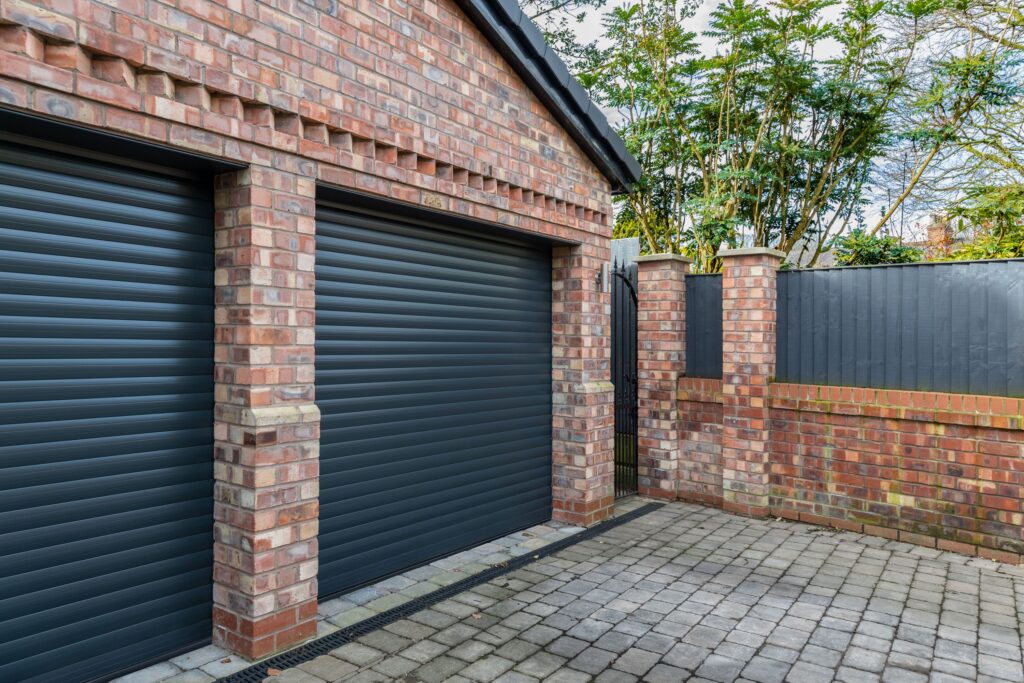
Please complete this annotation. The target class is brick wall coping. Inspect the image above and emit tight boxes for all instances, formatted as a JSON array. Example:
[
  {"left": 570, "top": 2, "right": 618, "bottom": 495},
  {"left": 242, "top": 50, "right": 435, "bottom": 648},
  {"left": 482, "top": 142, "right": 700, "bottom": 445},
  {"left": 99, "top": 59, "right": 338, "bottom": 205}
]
[
  {"left": 636, "top": 253, "right": 693, "bottom": 264},
  {"left": 717, "top": 246, "right": 786, "bottom": 259},
  {"left": 770, "top": 382, "right": 1023, "bottom": 429},
  {"left": 677, "top": 378, "right": 1023, "bottom": 430}
]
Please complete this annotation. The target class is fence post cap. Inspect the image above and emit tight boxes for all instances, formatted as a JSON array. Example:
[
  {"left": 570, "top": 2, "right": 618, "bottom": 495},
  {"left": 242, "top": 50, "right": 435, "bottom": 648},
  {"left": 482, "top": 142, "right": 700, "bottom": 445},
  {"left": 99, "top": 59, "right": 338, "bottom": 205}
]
[
  {"left": 636, "top": 253, "right": 693, "bottom": 264},
  {"left": 717, "top": 246, "right": 786, "bottom": 259}
]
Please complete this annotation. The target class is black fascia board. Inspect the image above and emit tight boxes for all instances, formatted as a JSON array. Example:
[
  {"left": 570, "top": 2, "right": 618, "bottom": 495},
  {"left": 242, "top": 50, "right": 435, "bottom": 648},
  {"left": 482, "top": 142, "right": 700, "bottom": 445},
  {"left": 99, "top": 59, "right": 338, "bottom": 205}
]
[{"left": 453, "top": 0, "right": 642, "bottom": 194}]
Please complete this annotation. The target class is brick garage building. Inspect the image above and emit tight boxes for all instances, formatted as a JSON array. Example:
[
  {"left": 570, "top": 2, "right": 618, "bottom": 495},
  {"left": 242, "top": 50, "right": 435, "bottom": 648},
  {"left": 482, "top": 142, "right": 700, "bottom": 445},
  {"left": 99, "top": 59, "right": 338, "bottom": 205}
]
[{"left": 0, "top": 0, "right": 640, "bottom": 680}]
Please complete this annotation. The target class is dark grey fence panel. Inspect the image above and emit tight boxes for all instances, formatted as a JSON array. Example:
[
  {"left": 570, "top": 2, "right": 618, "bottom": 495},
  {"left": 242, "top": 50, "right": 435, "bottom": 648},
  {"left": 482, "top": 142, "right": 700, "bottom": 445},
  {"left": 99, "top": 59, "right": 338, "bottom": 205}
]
[
  {"left": 776, "top": 259, "right": 1024, "bottom": 396},
  {"left": 686, "top": 274, "right": 723, "bottom": 379}
]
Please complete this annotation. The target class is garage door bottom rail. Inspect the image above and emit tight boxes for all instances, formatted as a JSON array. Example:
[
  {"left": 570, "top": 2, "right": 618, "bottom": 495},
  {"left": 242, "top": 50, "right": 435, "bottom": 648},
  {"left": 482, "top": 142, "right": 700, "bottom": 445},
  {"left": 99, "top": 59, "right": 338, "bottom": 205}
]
[{"left": 219, "top": 503, "right": 664, "bottom": 683}]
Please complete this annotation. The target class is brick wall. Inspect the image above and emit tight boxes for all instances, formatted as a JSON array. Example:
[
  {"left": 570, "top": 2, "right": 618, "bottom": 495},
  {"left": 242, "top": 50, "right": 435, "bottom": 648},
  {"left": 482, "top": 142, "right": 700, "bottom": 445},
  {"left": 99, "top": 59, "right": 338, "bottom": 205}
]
[
  {"left": 670, "top": 380, "right": 1024, "bottom": 563},
  {"left": 677, "top": 378, "right": 723, "bottom": 507},
  {"left": 0, "top": 0, "right": 616, "bottom": 658},
  {"left": 769, "top": 384, "right": 1024, "bottom": 563}
]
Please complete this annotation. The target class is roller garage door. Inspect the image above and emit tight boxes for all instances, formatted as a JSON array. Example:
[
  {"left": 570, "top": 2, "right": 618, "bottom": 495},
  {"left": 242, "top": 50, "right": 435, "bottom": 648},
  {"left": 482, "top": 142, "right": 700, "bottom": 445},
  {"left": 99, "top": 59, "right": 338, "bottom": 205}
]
[
  {"left": 0, "top": 137, "right": 215, "bottom": 682},
  {"left": 316, "top": 201, "right": 553, "bottom": 597}
]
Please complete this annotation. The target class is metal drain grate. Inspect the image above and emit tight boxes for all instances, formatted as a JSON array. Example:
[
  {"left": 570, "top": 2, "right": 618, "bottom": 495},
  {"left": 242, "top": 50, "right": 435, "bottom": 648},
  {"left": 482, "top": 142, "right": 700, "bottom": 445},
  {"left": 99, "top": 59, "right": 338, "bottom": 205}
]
[{"left": 219, "top": 502, "right": 664, "bottom": 682}]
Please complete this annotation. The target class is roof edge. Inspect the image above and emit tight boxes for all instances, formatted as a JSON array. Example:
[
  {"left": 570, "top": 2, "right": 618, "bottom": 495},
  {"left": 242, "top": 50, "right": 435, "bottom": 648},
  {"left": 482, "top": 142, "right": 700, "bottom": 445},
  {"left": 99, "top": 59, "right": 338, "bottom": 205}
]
[{"left": 452, "top": 0, "right": 641, "bottom": 194}]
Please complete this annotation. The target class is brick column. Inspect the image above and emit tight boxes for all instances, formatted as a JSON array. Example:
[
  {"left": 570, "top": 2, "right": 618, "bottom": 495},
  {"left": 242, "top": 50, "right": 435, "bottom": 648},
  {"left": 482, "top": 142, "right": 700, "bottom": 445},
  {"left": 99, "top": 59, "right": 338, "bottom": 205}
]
[
  {"left": 212, "top": 163, "right": 320, "bottom": 659},
  {"left": 719, "top": 247, "right": 783, "bottom": 517},
  {"left": 636, "top": 254, "right": 691, "bottom": 499},
  {"left": 551, "top": 243, "right": 615, "bottom": 526}
]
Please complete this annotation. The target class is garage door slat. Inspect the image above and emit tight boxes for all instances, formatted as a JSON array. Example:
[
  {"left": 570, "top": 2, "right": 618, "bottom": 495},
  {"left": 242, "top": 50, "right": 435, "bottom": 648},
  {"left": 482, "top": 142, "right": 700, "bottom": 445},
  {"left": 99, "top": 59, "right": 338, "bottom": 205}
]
[
  {"left": 0, "top": 139, "right": 214, "bottom": 682},
  {"left": 316, "top": 203, "right": 552, "bottom": 598}
]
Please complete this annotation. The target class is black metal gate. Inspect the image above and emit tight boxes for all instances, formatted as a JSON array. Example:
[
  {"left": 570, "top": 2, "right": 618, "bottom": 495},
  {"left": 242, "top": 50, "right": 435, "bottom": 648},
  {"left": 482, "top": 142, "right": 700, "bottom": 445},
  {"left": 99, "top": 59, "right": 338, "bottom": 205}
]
[{"left": 611, "top": 238, "right": 638, "bottom": 498}]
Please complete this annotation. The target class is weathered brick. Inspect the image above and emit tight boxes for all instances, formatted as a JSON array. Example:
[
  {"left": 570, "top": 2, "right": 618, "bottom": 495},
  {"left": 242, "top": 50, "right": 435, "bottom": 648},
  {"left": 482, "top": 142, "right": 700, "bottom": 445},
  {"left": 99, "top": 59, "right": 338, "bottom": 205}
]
[{"left": 636, "top": 254, "right": 691, "bottom": 500}]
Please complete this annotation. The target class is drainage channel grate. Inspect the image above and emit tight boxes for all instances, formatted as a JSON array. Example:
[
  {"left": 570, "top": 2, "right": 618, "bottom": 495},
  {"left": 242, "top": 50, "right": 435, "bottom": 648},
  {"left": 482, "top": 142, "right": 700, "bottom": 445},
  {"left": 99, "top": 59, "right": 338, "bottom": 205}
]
[{"left": 219, "top": 502, "right": 664, "bottom": 682}]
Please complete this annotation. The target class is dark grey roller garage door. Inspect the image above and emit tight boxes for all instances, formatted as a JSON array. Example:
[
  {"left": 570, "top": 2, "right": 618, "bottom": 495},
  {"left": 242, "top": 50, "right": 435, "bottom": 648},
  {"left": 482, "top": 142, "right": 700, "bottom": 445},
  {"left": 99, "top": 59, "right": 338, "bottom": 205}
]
[
  {"left": 316, "top": 202, "right": 552, "bottom": 597},
  {"left": 0, "top": 139, "right": 214, "bottom": 682}
]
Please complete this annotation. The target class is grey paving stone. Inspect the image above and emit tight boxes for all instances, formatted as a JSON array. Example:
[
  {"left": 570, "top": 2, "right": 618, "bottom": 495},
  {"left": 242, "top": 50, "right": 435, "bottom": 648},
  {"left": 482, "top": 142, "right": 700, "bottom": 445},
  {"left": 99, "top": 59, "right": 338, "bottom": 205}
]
[
  {"left": 567, "top": 619, "right": 613, "bottom": 642},
  {"left": 695, "top": 654, "right": 746, "bottom": 682},
  {"left": 497, "top": 638, "right": 543, "bottom": 662},
  {"left": 643, "top": 663, "right": 692, "bottom": 683},
  {"left": 185, "top": 502, "right": 1024, "bottom": 683},
  {"left": 741, "top": 656, "right": 791, "bottom": 683},
  {"left": 522, "top": 625, "right": 563, "bottom": 646},
  {"left": 112, "top": 662, "right": 181, "bottom": 683},
  {"left": 263, "top": 669, "right": 325, "bottom": 683},
  {"left": 785, "top": 661, "right": 835, "bottom": 683},
  {"left": 162, "top": 672, "right": 216, "bottom": 683},
  {"left": 370, "top": 655, "right": 419, "bottom": 677},
  {"left": 516, "top": 651, "right": 568, "bottom": 678},
  {"left": 547, "top": 636, "right": 589, "bottom": 659},
  {"left": 414, "top": 655, "right": 469, "bottom": 683},
  {"left": 594, "top": 670, "right": 638, "bottom": 683},
  {"left": 610, "top": 648, "right": 659, "bottom": 676},
  {"left": 663, "top": 642, "right": 711, "bottom": 670},
  {"left": 978, "top": 653, "right": 1024, "bottom": 682},
  {"left": 435, "top": 623, "right": 483, "bottom": 647},
  {"left": 543, "top": 669, "right": 591, "bottom": 682},
  {"left": 329, "top": 642, "right": 382, "bottom": 667},
  {"left": 567, "top": 647, "right": 617, "bottom": 675},
  {"left": 880, "top": 667, "right": 927, "bottom": 683},
  {"left": 358, "top": 629, "right": 412, "bottom": 653},
  {"left": 450, "top": 639, "right": 498, "bottom": 662},
  {"left": 462, "top": 655, "right": 515, "bottom": 681},
  {"left": 843, "top": 646, "right": 888, "bottom": 673},
  {"left": 296, "top": 655, "right": 357, "bottom": 682},
  {"left": 400, "top": 638, "right": 450, "bottom": 663}
]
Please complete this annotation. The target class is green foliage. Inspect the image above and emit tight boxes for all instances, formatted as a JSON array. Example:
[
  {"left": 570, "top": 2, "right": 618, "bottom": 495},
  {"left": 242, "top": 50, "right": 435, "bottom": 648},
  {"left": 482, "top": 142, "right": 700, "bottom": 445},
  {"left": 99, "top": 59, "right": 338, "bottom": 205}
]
[
  {"left": 945, "top": 184, "right": 1024, "bottom": 258},
  {"left": 584, "top": 0, "right": 926, "bottom": 271},
  {"left": 520, "top": 0, "right": 605, "bottom": 70},
  {"left": 833, "top": 229, "right": 923, "bottom": 264}
]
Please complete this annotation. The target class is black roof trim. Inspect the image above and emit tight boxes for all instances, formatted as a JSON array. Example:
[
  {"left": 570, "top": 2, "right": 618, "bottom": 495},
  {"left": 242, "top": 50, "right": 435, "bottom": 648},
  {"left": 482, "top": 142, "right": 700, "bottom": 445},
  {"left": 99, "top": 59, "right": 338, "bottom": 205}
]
[{"left": 453, "top": 0, "right": 641, "bottom": 194}]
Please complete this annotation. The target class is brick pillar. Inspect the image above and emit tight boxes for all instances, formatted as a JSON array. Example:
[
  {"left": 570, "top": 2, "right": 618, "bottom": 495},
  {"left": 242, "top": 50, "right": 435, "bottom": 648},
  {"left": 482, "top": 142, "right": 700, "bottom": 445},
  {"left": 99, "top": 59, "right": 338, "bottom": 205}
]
[
  {"left": 551, "top": 243, "right": 615, "bottom": 526},
  {"left": 212, "top": 163, "right": 320, "bottom": 659},
  {"left": 636, "top": 254, "right": 691, "bottom": 499},
  {"left": 719, "top": 247, "right": 783, "bottom": 517}
]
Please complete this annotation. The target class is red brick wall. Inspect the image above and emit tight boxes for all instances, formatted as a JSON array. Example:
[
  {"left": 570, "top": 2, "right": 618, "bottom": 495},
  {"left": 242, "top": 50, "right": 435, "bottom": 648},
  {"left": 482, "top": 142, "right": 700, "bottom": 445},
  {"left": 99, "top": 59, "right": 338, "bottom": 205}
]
[
  {"left": 0, "top": 0, "right": 611, "bottom": 236},
  {"left": 677, "top": 378, "right": 723, "bottom": 507},
  {"left": 672, "top": 379, "right": 1024, "bottom": 563},
  {"left": 636, "top": 255, "right": 691, "bottom": 499},
  {"left": 719, "top": 248, "right": 783, "bottom": 517},
  {"left": 0, "top": 0, "right": 616, "bottom": 659},
  {"left": 769, "top": 383, "right": 1024, "bottom": 563}
]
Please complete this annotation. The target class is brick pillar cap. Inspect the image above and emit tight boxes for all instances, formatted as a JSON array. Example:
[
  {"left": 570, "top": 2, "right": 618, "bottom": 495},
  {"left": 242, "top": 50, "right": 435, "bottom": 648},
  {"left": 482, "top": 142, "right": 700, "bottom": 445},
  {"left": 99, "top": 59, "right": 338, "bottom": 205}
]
[
  {"left": 636, "top": 253, "right": 693, "bottom": 264},
  {"left": 717, "top": 246, "right": 786, "bottom": 259}
]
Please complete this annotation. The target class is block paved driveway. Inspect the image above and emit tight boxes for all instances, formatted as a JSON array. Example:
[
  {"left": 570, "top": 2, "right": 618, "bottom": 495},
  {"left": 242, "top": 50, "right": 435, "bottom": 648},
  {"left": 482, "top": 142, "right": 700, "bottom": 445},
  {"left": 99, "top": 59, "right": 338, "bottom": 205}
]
[{"left": 268, "top": 501, "right": 1024, "bottom": 683}]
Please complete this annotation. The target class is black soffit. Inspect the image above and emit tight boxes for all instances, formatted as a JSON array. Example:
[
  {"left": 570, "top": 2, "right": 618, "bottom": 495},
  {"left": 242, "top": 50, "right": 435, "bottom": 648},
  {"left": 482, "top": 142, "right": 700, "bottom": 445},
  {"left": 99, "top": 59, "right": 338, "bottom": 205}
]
[{"left": 453, "top": 0, "right": 642, "bottom": 194}]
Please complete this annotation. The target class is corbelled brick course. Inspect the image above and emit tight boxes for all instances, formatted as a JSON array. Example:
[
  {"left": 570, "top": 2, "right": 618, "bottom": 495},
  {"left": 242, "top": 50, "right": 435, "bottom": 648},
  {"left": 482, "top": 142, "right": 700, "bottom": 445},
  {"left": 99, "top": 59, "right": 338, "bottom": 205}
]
[{"left": 0, "top": 0, "right": 616, "bottom": 659}]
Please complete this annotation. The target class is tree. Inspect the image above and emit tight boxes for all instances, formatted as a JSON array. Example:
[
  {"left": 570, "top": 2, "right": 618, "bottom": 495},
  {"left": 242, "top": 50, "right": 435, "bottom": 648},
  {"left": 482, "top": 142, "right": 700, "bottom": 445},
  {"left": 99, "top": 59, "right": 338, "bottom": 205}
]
[
  {"left": 584, "top": 0, "right": 930, "bottom": 272},
  {"left": 833, "top": 228, "right": 922, "bottom": 264},
  {"left": 944, "top": 183, "right": 1024, "bottom": 258},
  {"left": 868, "top": 0, "right": 1023, "bottom": 235},
  {"left": 520, "top": 0, "right": 606, "bottom": 70}
]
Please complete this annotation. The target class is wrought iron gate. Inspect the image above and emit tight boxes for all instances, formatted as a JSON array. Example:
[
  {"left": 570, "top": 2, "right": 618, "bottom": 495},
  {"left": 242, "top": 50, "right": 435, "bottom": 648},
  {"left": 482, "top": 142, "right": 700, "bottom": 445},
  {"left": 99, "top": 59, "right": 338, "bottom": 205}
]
[{"left": 611, "top": 238, "right": 638, "bottom": 498}]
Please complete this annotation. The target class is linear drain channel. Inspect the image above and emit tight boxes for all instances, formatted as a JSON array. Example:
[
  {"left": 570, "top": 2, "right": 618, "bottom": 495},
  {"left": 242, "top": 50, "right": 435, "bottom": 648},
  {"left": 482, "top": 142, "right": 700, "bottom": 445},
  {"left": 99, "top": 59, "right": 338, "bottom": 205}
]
[{"left": 220, "top": 502, "right": 664, "bottom": 682}]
